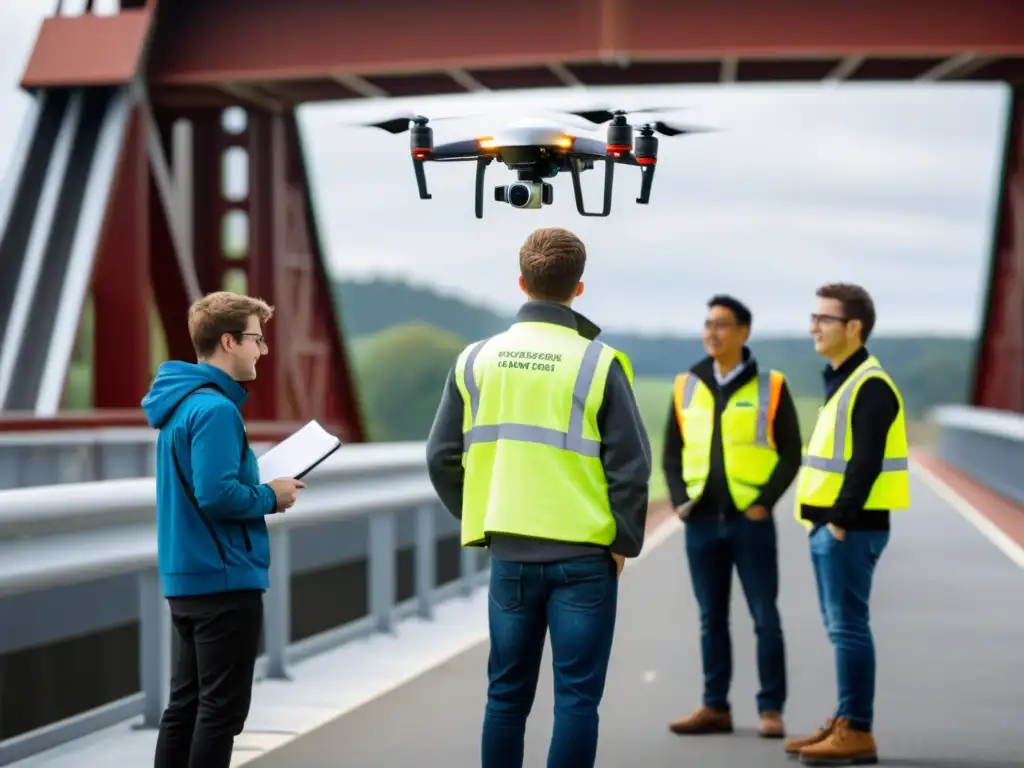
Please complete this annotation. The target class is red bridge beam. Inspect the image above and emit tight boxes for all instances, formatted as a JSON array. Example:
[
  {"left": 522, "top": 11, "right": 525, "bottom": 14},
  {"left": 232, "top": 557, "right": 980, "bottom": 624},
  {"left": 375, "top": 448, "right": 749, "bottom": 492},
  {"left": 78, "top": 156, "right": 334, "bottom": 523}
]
[
  {"left": 123, "top": 0, "right": 1024, "bottom": 84},
  {"left": 20, "top": 0, "right": 1024, "bottom": 97}
]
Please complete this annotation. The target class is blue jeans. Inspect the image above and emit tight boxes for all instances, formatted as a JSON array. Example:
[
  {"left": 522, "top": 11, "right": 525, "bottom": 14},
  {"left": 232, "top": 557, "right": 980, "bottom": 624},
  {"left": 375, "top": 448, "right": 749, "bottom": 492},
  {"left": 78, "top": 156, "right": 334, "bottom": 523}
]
[
  {"left": 809, "top": 525, "right": 889, "bottom": 732},
  {"left": 482, "top": 554, "right": 618, "bottom": 768},
  {"left": 684, "top": 515, "right": 787, "bottom": 713}
]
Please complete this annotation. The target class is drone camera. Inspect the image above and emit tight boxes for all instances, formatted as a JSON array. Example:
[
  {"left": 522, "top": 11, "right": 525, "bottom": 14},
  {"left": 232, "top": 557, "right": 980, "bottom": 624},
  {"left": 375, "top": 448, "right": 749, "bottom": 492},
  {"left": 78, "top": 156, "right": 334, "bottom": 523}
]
[{"left": 495, "top": 181, "right": 553, "bottom": 209}]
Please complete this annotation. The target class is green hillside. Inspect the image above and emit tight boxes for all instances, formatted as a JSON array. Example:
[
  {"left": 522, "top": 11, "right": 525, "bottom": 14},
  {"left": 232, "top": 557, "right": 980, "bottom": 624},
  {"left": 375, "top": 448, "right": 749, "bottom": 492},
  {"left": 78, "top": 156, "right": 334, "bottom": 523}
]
[{"left": 334, "top": 277, "right": 977, "bottom": 419}]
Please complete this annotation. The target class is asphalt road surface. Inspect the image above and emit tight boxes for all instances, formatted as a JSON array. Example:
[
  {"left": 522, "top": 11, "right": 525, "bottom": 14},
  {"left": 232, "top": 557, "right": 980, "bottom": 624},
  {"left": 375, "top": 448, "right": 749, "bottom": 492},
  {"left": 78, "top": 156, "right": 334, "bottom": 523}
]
[{"left": 251, "top": 473, "right": 1024, "bottom": 767}]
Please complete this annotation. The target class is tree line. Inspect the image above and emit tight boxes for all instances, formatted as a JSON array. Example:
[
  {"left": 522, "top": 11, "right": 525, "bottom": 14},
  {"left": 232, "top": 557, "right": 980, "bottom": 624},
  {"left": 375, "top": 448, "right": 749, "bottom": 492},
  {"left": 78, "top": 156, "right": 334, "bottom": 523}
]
[{"left": 335, "top": 278, "right": 977, "bottom": 423}]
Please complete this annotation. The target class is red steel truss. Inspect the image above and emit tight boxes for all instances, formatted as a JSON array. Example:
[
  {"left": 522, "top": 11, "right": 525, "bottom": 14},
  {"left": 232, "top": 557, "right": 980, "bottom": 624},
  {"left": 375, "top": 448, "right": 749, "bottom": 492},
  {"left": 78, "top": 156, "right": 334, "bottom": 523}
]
[
  {"left": 90, "top": 101, "right": 365, "bottom": 435},
  {"left": 0, "top": 0, "right": 1021, "bottom": 436}
]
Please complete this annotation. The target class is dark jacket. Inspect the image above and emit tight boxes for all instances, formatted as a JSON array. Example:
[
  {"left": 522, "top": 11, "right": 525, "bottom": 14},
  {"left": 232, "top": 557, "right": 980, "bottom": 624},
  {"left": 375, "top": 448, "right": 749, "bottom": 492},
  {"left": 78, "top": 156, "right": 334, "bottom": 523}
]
[
  {"left": 799, "top": 346, "right": 899, "bottom": 532},
  {"left": 425, "top": 300, "right": 652, "bottom": 562},
  {"left": 661, "top": 347, "right": 802, "bottom": 520}
]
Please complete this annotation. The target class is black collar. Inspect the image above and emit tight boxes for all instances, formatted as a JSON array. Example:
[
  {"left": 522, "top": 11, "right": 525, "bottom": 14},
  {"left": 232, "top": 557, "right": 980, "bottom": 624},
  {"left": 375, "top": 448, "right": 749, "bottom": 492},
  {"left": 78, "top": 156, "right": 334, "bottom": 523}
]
[
  {"left": 822, "top": 346, "right": 870, "bottom": 400},
  {"left": 513, "top": 300, "right": 601, "bottom": 341}
]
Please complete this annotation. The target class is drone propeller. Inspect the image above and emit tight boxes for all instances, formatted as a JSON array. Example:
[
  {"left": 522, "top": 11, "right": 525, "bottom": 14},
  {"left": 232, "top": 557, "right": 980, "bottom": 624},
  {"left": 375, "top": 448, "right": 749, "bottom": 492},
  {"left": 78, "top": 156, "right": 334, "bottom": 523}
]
[
  {"left": 567, "top": 106, "right": 685, "bottom": 124},
  {"left": 361, "top": 112, "right": 471, "bottom": 134},
  {"left": 638, "top": 120, "right": 715, "bottom": 137}
]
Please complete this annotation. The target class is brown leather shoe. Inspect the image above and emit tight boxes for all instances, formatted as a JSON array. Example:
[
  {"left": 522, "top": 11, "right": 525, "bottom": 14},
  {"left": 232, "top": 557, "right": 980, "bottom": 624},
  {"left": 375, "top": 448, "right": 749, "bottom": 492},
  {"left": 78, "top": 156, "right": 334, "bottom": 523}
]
[
  {"left": 668, "top": 705, "right": 733, "bottom": 734},
  {"left": 758, "top": 710, "right": 785, "bottom": 738},
  {"left": 783, "top": 716, "right": 836, "bottom": 756},
  {"left": 798, "top": 717, "right": 878, "bottom": 765}
]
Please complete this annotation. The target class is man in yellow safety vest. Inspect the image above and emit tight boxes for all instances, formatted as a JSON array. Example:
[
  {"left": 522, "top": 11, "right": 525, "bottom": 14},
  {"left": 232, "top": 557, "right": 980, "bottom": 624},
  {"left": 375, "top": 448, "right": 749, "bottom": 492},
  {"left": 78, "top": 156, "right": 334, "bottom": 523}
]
[
  {"left": 425, "top": 226, "right": 652, "bottom": 768},
  {"left": 663, "top": 295, "right": 803, "bottom": 740},
  {"left": 784, "top": 283, "right": 910, "bottom": 766}
]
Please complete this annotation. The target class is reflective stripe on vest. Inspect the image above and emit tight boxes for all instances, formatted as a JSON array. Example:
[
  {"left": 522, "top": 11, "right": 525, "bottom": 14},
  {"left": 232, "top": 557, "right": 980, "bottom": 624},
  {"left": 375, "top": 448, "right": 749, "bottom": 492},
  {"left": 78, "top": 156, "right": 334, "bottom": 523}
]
[
  {"left": 795, "top": 357, "right": 911, "bottom": 523},
  {"left": 800, "top": 365, "right": 909, "bottom": 475},
  {"left": 454, "top": 325, "right": 627, "bottom": 549},
  {"left": 461, "top": 337, "right": 604, "bottom": 458},
  {"left": 676, "top": 370, "right": 777, "bottom": 448}
]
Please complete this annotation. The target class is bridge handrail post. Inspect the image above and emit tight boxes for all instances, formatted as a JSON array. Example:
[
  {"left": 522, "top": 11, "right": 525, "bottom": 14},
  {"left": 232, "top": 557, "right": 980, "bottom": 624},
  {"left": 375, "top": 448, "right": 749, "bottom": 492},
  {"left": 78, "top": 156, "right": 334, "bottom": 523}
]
[
  {"left": 137, "top": 568, "right": 171, "bottom": 728},
  {"left": 368, "top": 509, "right": 397, "bottom": 633},
  {"left": 459, "top": 548, "right": 478, "bottom": 597},
  {"left": 263, "top": 527, "right": 292, "bottom": 680},
  {"left": 414, "top": 503, "right": 437, "bottom": 620}
]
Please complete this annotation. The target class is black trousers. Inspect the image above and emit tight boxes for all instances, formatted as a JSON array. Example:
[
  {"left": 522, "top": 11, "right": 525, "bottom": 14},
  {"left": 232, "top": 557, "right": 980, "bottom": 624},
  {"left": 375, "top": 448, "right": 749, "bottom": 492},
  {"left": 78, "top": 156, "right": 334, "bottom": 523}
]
[{"left": 153, "top": 589, "right": 264, "bottom": 768}]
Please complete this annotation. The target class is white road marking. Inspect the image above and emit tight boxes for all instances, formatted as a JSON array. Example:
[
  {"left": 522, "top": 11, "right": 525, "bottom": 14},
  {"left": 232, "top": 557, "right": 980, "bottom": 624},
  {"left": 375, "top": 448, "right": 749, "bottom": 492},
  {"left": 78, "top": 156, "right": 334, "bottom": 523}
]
[{"left": 913, "top": 461, "right": 1024, "bottom": 570}]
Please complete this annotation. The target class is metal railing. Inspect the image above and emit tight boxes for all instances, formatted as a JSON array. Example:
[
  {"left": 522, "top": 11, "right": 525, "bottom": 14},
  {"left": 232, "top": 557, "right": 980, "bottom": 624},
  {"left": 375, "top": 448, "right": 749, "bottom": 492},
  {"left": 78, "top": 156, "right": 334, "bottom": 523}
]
[
  {"left": 0, "top": 414, "right": 322, "bottom": 488},
  {"left": 930, "top": 404, "right": 1024, "bottom": 505},
  {"left": 0, "top": 441, "right": 486, "bottom": 765}
]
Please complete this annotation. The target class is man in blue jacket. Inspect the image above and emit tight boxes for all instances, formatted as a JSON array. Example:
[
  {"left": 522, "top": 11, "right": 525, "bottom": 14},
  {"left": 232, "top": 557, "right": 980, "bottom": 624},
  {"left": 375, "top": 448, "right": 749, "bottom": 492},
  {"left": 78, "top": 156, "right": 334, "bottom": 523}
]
[{"left": 142, "top": 291, "right": 304, "bottom": 768}]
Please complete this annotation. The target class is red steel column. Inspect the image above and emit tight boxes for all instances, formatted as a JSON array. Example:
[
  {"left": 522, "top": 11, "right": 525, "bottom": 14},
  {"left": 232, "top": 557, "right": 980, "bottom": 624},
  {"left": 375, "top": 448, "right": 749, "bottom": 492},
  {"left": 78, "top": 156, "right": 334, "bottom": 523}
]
[
  {"left": 92, "top": 106, "right": 152, "bottom": 409},
  {"left": 141, "top": 106, "right": 364, "bottom": 439},
  {"left": 973, "top": 87, "right": 1024, "bottom": 413}
]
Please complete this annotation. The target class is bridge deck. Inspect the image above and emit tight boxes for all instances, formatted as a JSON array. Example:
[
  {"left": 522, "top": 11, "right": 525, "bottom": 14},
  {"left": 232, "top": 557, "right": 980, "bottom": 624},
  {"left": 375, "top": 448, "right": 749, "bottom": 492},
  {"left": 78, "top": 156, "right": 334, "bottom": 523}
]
[{"left": 13, "top": 463, "right": 1024, "bottom": 768}]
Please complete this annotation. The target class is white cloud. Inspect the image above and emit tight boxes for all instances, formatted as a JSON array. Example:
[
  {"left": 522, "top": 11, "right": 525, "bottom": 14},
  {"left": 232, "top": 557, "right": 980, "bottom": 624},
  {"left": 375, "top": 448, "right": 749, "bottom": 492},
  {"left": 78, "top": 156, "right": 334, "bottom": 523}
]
[{"left": 0, "top": 2, "right": 1008, "bottom": 337}]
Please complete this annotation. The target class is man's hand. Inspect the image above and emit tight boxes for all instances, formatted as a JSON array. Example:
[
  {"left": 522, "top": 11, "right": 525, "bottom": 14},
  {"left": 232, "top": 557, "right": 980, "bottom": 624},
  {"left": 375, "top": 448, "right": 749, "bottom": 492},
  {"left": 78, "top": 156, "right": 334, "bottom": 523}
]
[
  {"left": 745, "top": 504, "right": 769, "bottom": 522},
  {"left": 827, "top": 523, "right": 846, "bottom": 541},
  {"left": 676, "top": 500, "right": 696, "bottom": 520},
  {"left": 268, "top": 478, "right": 305, "bottom": 511},
  {"left": 611, "top": 552, "right": 626, "bottom": 577}
]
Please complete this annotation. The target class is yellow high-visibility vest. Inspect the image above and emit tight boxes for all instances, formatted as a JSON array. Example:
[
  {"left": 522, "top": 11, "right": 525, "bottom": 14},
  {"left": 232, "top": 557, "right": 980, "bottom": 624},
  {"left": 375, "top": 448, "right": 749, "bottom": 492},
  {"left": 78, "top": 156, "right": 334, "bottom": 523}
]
[
  {"left": 795, "top": 355, "right": 910, "bottom": 528},
  {"left": 672, "top": 369, "right": 785, "bottom": 511},
  {"left": 453, "top": 321, "right": 636, "bottom": 547}
]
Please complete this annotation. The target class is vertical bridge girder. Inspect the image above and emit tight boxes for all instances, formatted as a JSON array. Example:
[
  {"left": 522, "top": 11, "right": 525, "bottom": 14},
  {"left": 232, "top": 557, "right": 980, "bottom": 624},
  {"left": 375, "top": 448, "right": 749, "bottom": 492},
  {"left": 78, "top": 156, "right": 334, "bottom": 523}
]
[{"left": 973, "top": 87, "right": 1024, "bottom": 413}]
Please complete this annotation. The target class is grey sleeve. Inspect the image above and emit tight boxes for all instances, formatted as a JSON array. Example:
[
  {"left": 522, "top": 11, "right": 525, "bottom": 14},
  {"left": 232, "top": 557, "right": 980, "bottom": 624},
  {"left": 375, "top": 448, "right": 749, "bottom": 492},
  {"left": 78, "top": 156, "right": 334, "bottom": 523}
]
[
  {"left": 425, "top": 367, "right": 466, "bottom": 520},
  {"left": 598, "top": 360, "right": 652, "bottom": 558}
]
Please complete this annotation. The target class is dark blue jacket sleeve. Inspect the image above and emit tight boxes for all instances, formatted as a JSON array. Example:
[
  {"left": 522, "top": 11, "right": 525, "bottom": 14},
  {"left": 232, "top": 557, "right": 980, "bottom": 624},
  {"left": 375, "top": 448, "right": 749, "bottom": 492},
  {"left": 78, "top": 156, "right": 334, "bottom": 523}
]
[
  {"left": 599, "top": 360, "right": 652, "bottom": 557},
  {"left": 189, "top": 401, "right": 277, "bottom": 520},
  {"left": 425, "top": 367, "right": 466, "bottom": 520}
]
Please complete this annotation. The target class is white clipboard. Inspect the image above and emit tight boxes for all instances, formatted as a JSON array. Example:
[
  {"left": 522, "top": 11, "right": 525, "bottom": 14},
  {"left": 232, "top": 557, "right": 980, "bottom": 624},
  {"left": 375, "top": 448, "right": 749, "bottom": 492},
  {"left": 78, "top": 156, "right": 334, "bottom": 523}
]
[{"left": 257, "top": 420, "right": 342, "bottom": 483}]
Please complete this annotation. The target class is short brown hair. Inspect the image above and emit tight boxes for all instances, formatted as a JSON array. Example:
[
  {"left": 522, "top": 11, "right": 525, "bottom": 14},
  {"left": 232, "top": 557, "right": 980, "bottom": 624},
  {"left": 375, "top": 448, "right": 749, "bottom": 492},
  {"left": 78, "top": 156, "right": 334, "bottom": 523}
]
[
  {"left": 816, "top": 283, "right": 876, "bottom": 342},
  {"left": 519, "top": 227, "right": 587, "bottom": 301},
  {"left": 188, "top": 291, "right": 274, "bottom": 358}
]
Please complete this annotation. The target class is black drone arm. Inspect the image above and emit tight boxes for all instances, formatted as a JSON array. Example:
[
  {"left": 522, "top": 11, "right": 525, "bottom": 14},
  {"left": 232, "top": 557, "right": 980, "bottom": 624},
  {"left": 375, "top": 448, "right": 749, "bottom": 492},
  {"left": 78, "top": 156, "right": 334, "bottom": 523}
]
[{"left": 569, "top": 158, "right": 615, "bottom": 217}]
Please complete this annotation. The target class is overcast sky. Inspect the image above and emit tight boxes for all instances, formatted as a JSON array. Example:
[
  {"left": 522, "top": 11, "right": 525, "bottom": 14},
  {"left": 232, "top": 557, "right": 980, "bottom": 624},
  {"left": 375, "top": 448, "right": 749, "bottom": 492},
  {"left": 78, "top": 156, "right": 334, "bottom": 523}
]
[{"left": 0, "top": 2, "right": 1010, "bottom": 337}]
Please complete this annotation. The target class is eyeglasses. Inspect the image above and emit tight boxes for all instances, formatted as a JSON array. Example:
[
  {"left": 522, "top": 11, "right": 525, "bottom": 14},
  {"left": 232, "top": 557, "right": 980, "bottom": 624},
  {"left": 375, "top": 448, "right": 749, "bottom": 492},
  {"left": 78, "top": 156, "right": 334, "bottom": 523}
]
[
  {"left": 235, "top": 332, "right": 267, "bottom": 347},
  {"left": 810, "top": 313, "right": 848, "bottom": 325},
  {"left": 704, "top": 319, "right": 736, "bottom": 331}
]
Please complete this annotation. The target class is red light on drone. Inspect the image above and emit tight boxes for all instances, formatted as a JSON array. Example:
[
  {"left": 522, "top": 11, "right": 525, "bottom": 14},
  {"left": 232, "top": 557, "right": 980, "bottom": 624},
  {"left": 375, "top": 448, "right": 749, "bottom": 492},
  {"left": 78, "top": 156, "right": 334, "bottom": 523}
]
[
  {"left": 636, "top": 156, "right": 656, "bottom": 165},
  {"left": 412, "top": 148, "right": 430, "bottom": 159},
  {"left": 606, "top": 144, "right": 632, "bottom": 154}
]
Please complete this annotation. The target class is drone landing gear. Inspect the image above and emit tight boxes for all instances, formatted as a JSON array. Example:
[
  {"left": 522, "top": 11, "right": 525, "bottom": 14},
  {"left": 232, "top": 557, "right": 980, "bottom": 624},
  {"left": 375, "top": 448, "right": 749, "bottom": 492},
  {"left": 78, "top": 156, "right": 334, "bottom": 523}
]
[
  {"left": 412, "top": 155, "right": 431, "bottom": 200},
  {"left": 636, "top": 163, "right": 655, "bottom": 205},
  {"left": 569, "top": 158, "right": 614, "bottom": 217},
  {"left": 474, "top": 156, "right": 493, "bottom": 219}
]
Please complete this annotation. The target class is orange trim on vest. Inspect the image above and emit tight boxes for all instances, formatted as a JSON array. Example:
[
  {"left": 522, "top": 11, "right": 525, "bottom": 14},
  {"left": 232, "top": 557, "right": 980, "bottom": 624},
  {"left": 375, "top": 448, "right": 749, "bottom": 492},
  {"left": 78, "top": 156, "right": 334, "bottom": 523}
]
[
  {"left": 672, "top": 373, "right": 688, "bottom": 438},
  {"left": 767, "top": 370, "right": 784, "bottom": 448}
]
